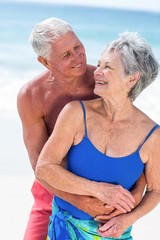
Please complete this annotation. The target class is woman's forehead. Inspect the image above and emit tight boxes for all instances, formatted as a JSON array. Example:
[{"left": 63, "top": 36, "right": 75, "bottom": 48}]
[{"left": 100, "top": 49, "right": 121, "bottom": 62}]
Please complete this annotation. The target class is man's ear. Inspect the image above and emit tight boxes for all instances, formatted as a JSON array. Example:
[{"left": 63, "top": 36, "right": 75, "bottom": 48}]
[
  {"left": 127, "top": 72, "right": 141, "bottom": 89},
  {"left": 38, "top": 56, "right": 51, "bottom": 69}
]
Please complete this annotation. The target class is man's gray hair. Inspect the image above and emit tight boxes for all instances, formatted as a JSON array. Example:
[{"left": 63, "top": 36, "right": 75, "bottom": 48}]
[
  {"left": 107, "top": 32, "right": 160, "bottom": 101},
  {"left": 30, "top": 17, "right": 73, "bottom": 59}
]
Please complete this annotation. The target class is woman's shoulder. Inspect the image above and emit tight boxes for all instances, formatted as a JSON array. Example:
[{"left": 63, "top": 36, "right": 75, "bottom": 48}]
[
  {"left": 60, "top": 100, "right": 85, "bottom": 119},
  {"left": 61, "top": 99, "right": 99, "bottom": 119},
  {"left": 137, "top": 108, "right": 160, "bottom": 144},
  {"left": 65, "top": 99, "right": 98, "bottom": 109}
]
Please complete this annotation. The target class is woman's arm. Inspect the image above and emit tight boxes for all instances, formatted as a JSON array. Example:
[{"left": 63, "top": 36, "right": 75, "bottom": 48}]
[
  {"left": 38, "top": 178, "right": 115, "bottom": 217},
  {"left": 35, "top": 101, "right": 135, "bottom": 213}
]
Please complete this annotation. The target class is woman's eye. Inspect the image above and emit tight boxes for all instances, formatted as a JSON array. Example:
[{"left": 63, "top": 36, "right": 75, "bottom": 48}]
[{"left": 105, "top": 65, "right": 110, "bottom": 69}]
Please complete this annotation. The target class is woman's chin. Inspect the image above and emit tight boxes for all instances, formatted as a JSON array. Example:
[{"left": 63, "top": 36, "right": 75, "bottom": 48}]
[{"left": 93, "top": 87, "right": 104, "bottom": 97}]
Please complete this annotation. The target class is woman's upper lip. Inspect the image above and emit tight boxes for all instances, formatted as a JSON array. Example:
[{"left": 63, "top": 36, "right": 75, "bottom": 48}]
[{"left": 95, "top": 79, "right": 108, "bottom": 84}]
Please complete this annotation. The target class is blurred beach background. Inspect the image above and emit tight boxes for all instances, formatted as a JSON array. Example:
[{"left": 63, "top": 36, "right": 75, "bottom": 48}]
[{"left": 0, "top": 0, "right": 160, "bottom": 239}]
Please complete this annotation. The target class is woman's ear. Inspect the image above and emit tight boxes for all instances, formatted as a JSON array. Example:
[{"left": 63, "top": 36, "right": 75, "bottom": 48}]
[
  {"left": 127, "top": 72, "right": 141, "bottom": 89},
  {"left": 38, "top": 56, "right": 51, "bottom": 69}
]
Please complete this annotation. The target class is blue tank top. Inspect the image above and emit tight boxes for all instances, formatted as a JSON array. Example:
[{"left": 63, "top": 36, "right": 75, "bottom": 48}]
[{"left": 55, "top": 101, "right": 159, "bottom": 219}]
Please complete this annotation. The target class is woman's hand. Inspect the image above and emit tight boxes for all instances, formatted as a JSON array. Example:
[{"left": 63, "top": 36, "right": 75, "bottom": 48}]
[
  {"left": 93, "top": 182, "right": 135, "bottom": 213},
  {"left": 97, "top": 213, "right": 133, "bottom": 238}
]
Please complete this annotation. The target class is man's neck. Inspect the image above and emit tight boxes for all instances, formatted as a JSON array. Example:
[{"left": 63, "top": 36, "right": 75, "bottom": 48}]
[{"left": 49, "top": 71, "right": 89, "bottom": 90}]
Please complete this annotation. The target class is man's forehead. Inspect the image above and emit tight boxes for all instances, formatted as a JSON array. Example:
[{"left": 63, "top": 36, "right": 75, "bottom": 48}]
[
  {"left": 55, "top": 32, "right": 79, "bottom": 46},
  {"left": 53, "top": 32, "right": 81, "bottom": 55}
]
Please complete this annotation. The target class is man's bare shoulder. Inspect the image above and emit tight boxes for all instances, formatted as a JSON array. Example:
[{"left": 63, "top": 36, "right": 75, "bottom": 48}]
[
  {"left": 86, "top": 64, "right": 96, "bottom": 78},
  {"left": 17, "top": 70, "right": 52, "bottom": 119},
  {"left": 87, "top": 64, "right": 96, "bottom": 71},
  {"left": 18, "top": 70, "right": 50, "bottom": 99}
]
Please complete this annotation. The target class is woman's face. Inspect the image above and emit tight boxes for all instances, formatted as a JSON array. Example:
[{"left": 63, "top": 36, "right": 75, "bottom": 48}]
[{"left": 94, "top": 49, "right": 129, "bottom": 98}]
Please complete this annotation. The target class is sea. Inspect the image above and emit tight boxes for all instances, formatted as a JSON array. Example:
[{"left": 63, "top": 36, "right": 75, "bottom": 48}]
[{"left": 0, "top": 2, "right": 160, "bottom": 239}]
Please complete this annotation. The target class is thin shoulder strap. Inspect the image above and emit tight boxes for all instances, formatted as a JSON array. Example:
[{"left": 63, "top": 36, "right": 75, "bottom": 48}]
[
  {"left": 138, "top": 124, "right": 159, "bottom": 150},
  {"left": 79, "top": 100, "right": 88, "bottom": 137}
]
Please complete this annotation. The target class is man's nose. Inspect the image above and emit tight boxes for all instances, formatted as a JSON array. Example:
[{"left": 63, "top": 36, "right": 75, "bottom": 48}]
[{"left": 71, "top": 51, "right": 80, "bottom": 61}]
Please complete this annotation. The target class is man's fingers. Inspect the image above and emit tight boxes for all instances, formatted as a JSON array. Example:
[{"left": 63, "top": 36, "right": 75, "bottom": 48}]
[{"left": 94, "top": 214, "right": 112, "bottom": 222}]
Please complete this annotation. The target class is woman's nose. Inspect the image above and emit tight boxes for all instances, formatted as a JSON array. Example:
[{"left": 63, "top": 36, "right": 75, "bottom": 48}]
[{"left": 94, "top": 67, "right": 103, "bottom": 76}]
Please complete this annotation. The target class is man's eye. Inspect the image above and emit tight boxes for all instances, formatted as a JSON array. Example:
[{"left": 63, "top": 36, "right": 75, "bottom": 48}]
[
  {"left": 74, "top": 45, "right": 80, "bottom": 50},
  {"left": 63, "top": 52, "right": 70, "bottom": 58}
]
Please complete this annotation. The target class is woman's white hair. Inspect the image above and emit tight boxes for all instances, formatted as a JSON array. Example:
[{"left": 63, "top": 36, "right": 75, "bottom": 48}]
[
  {"left": 30, "top": 17, "right": 73, "bottom": 59},
  {"left": 107, "top": 32, "right": 160, "bottom": 101}
]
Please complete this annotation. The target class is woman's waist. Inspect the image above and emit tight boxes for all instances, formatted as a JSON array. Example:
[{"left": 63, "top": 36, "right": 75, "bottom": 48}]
[{"left": 54, "top": 196, "right": 93, "bottom": 220}]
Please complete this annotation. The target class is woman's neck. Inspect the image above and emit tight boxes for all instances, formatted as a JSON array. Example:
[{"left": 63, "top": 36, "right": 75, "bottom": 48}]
[{"left": 101, "top": 97, "right": 134, "bottom": 122}]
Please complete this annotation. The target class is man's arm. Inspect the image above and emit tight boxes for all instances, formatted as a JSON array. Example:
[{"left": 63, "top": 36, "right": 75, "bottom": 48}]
[
  {"left": 17, "top": 87, "right": 114, "bottom": 217},
  {"left": 17, "top": 85, "right": 48, "bottom": 170},
  {"left": 39, "top": 179, "right": 115, "bottom": 217}
]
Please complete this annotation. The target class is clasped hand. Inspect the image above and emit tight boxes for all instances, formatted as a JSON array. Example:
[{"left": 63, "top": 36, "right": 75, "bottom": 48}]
[{"left": 94, "top": 182, "right": 135, "bottom": 213}]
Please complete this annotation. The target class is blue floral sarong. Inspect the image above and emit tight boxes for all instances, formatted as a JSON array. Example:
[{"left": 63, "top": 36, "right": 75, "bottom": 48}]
[{"left": 47, "top": 200, "right": 133, "bottom": 240}]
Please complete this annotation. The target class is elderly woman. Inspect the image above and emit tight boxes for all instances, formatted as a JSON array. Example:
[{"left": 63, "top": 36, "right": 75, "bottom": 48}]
[{"left": 36, "top": 32, "right": 160, "bottom": 240}]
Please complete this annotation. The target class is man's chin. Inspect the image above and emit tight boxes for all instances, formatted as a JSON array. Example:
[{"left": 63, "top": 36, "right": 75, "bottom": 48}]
[{"left": 74, "top": 67, "right": 86, "bottom": 76}]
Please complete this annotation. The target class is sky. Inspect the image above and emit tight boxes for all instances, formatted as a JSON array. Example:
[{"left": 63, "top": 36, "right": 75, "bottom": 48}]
[{"left": 6, "top": 0, "right": 160, "bottom": 12}]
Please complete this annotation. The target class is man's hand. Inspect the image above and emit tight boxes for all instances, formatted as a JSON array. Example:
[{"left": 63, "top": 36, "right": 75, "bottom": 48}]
[
  {"left": 79, "top": 196, "right": 115, "bottom": 217},
  {"left": 37, "top": 180, "right": 115, "bottom": 217},
  {"left": 94, "top": 209, "right": 123, "bottom": 222}
]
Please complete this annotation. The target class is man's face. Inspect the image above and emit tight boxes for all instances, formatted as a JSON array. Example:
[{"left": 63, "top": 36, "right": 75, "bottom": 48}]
[{"left": 48, "top": 31, "right": 87, "bottom": 78}]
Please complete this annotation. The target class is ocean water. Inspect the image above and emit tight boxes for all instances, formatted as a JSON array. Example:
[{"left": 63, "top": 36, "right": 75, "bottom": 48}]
[{"left": 0, "top": 1, "right": 160, "bottom": 116}]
